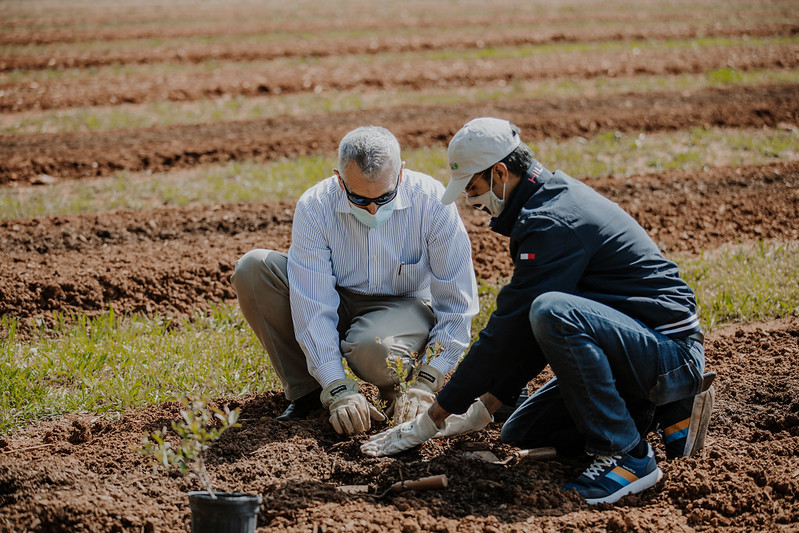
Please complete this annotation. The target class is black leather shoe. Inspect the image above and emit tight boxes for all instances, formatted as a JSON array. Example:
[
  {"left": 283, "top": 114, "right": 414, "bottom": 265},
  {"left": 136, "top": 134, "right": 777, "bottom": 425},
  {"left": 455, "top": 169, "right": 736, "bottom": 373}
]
[{"left": 276, "top": 388, "right": 322, "bottom": 421}]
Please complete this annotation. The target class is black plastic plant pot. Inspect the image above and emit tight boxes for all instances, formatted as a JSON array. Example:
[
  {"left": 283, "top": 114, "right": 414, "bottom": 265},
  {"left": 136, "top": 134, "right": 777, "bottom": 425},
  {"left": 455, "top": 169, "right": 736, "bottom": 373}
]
[{"left": 188, "top": 491, "right": 262, "bottom": 533}]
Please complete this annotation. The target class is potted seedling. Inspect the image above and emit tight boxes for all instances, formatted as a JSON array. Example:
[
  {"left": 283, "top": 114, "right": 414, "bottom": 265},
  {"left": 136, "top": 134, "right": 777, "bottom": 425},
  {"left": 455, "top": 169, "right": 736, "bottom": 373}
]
[{"left": 138, "top": 396, "right": 261, "bottom": 533}]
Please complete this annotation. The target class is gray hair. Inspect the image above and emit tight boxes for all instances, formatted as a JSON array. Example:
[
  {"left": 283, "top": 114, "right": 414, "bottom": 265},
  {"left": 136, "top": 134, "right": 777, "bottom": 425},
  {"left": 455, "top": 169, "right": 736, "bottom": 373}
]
[{"left": 337, "top": 126, "right": 401, "bottom": 183}]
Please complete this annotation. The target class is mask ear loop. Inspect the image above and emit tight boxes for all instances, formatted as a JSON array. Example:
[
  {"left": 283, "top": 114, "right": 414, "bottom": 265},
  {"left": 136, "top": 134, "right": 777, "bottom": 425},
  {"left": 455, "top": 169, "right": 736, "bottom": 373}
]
[
  {"left": 490, "top": 164, "right": 507, "bottom": 201},
  {"left": 490, "top": 168, "right": 507, "bottom": 202}
]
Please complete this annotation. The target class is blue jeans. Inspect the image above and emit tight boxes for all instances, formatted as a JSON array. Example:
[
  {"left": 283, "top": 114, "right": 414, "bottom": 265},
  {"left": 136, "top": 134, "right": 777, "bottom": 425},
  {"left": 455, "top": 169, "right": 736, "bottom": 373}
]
[{"left": 500, "top": 292, "right": 704, "bottom": 456}]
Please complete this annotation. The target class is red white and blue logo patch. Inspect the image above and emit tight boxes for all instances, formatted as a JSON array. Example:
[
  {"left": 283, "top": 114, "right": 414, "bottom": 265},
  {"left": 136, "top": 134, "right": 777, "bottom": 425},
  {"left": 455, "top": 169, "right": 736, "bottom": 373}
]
[
  {"left": 528, "top": 162, "right": 544, "bottom": 183},
  {"left": 519, "top": 252, "right": 535, "bottom": 260}
]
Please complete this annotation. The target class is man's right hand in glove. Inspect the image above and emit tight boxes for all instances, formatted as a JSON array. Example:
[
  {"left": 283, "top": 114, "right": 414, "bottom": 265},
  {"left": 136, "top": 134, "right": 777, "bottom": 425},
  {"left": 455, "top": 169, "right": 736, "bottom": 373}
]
[
  {"left": 393, "top": 364, "right": 445, "bottom": 424},
  {"left": 321, "top": 378, "right": 385, "bottom": 435}
]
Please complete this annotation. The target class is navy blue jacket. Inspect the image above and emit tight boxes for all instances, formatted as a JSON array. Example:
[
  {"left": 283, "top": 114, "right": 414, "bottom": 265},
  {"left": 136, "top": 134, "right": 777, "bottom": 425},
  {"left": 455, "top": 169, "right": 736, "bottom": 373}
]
[{"left": 437, "top": 161, "right": 701, "bottom": 414}]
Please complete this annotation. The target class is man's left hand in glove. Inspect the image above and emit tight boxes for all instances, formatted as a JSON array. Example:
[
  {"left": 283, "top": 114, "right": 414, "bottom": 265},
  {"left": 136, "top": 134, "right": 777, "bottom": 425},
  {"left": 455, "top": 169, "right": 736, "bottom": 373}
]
[
  {"left": 360, "top": 410, "right": 441, "bottom": 456},
  {"left": 436, "top": 397, "right": 493, "bottom": 437},
  {"left": 362, "top": 394, "right": 503, "bottom": 456}
]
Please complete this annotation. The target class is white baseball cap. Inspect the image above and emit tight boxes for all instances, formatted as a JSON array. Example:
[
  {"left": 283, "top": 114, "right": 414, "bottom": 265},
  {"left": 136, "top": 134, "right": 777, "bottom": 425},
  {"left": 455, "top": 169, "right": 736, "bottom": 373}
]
[{"left": 441, "top": 117, "right": 521, "bottom": 205}]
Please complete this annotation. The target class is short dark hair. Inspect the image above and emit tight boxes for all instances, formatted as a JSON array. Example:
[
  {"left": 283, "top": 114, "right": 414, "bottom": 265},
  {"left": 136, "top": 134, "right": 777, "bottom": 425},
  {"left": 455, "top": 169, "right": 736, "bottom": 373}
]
[{"left": 499, "top": 124, "right": 534, "bottom": 176}]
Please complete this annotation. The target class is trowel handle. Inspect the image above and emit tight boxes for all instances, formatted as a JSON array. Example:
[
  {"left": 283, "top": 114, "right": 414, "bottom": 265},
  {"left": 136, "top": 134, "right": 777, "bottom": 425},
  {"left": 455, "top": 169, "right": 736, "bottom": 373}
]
[
  {"left": 391, "top": 474, "right": 448, "bottom": 493},
  {"left": 518, "top": 447, "right": 557, "bottom": 460}
]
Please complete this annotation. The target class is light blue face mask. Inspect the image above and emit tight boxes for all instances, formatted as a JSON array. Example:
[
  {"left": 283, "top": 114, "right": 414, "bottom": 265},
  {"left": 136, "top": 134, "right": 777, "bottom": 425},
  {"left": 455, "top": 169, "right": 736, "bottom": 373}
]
[{"left": 350, "top": 199, "right": 397, "bottom": 229}]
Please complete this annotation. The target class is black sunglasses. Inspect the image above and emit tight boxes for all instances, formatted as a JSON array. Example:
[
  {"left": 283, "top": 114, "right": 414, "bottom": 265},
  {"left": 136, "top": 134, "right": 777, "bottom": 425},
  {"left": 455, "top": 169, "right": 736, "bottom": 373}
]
[{"left": 339, "top": 171, "right": 401, "bottom": 207}]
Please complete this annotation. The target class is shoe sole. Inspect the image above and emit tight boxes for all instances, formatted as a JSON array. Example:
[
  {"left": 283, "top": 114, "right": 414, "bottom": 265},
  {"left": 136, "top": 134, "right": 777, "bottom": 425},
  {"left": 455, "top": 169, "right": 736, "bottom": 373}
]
[
  {"left": 682, "top": 384, "right": 714, "bottom": 456},
  {"left": 585, "top": 466, "right": 664, "bottom": 505}
]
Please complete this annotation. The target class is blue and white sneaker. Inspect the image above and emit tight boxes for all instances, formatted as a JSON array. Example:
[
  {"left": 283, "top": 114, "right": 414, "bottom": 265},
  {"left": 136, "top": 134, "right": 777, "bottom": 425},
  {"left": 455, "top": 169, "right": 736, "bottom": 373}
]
[{"left": 563, "top": 442, "right": 663, "bottom": 504}]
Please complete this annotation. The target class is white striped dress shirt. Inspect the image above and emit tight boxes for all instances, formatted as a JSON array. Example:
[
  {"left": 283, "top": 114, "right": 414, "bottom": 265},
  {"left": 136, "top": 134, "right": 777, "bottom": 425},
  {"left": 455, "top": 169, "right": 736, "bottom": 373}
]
[{"left": 287, "top": 170, "right": 479, "bottom": 388}]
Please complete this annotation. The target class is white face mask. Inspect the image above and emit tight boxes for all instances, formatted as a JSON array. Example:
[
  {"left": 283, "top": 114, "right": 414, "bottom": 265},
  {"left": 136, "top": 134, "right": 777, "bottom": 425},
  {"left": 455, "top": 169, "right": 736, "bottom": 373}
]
[
  {"left": 350, "top": 199, "right": 397, "bottom": 228},
  {"left": 466, "top": 171, "right": 506, "bottom": 217}
]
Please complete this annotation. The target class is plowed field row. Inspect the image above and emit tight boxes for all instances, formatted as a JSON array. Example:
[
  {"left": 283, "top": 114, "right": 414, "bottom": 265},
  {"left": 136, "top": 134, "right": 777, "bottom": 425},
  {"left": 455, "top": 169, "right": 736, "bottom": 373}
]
[
  {"left": 4, "top": 23, "right": 796, "bottom": 72},
  {"left": 2, "top": 83, "right": 796, "bottom": 184},
  {"left": 4, "top": 40, "right": 798, "bottom": 113},
  {"left": 2, "top": 160, "right": 796, "bottom": 324},
  {"left": 1, "top": 1, "right": 790, "bottom": 38},
  {"left": 2, "top": 1, "right": 799, "bottom": 531}
]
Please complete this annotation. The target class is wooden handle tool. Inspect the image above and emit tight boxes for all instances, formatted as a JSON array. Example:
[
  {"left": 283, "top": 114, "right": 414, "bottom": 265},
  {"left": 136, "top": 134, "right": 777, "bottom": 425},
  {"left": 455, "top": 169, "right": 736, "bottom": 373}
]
[
  {"left": 494, "top": 446, "right": 557, "bottom": 465},
  {"left": 378, "top": 474, "right": 448, "bottom": 498}
]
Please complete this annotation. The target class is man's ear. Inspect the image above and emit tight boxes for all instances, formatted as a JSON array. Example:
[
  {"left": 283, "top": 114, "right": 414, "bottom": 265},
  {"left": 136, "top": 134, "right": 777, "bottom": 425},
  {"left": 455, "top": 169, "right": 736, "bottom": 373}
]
[
  {"left": 493, "top": 162, "right": 510, "bottom": 184},
  {"left": 333, "top": 169, "right": 345, "bottom": 191}
]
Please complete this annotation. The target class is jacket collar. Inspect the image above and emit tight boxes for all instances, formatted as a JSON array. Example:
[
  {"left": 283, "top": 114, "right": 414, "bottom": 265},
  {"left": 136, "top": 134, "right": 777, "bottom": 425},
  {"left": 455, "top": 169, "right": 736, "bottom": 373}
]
[{"left": 489, "top": 159, "right": 548, "bottom": 237}]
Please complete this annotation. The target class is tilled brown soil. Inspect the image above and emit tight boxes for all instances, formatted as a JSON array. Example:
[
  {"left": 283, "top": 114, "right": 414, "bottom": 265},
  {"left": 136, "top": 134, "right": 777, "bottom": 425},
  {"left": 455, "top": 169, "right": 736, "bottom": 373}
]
[
  {"left": 4, "top": 22, "right": 796, "bottom": 72},
  {"left": 1, "top": 318, "right": 797, "bottom": 532},
  {"left": 3, "top": 1, "right": 799, "bottom": 530},
  {"left": 3, "top": 83, "right": 799, "bottom": 184},
  {"left": 4, "top": 42, "right": 798, "bottom": 114},
  {"left": 2, "top": 8, "right": 793, "bottom": 47},
  {"left": 2, "top": 160, "right": 798, "bottom": 330},
  {"left": 1, "top": 158, "right": 798, "bottom": 531}
]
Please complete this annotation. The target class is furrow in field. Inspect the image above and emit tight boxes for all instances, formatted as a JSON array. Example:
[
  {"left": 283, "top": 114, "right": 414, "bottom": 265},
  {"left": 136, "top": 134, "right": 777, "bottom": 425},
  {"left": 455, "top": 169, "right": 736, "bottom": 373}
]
[
  {"left": 3, "top": 1, "right": 792, "bottom": 40},
  {"left": 1, "top": 83, "right": 797, "bottom": 184},
  {"left": 3, "top": 22, "right": 796, "bottom": 72},
  {"left": 2, "top": 41, "right": 796, "bottom": 114},
  {"left": 1, "top": 2, "right": 797, "bottom": 529},
  {"left": 1, "top": 161, "right": 796, "bottom": 322}
]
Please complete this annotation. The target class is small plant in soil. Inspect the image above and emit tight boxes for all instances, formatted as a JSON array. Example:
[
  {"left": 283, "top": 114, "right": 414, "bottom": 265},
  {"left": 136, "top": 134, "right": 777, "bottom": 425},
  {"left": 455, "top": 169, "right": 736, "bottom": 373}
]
[
  {"left": 386, "top": 342, "right": 442, "bottom": 424},
  {"left": 138, "top": 396, "right": 240, "bottom": 498}
]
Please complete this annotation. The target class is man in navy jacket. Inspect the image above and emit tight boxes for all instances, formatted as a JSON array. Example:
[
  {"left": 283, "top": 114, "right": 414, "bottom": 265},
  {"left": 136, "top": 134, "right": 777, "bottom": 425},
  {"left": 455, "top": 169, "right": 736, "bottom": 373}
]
[{"left": 362, "top": 117, "right": 714, "bottom": 506}]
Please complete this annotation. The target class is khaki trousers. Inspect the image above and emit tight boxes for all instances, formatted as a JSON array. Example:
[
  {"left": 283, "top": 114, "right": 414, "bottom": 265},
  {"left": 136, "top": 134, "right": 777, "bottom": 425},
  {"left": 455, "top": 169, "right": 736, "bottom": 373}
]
[{"left": 231, "top": 249, "right": 436, "bottom": 401}]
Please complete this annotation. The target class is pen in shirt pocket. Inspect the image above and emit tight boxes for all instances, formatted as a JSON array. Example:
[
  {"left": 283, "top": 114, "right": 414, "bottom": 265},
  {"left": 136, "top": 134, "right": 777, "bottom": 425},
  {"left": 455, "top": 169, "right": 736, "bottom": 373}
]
[{"left": 397, "top": 261, "right": 404, "bottom": 276}]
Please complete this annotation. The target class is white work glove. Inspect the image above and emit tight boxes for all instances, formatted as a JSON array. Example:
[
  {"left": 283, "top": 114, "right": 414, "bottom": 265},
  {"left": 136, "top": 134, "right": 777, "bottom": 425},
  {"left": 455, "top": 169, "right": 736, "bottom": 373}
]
[
  {"left": 321, "top": 378, "right": 385, "bottom": 435},
  {"left": 394, "top": 388, "right": 435, "bottom": 424},
  {"left": 436, "top": 399, "right": 493, "bottom": 437},
  {"left": 360, "top": 411, "right": 440, "bottom": 457},
  {"left": 393, "top": 364, "right": 445, "bottom": 424}
]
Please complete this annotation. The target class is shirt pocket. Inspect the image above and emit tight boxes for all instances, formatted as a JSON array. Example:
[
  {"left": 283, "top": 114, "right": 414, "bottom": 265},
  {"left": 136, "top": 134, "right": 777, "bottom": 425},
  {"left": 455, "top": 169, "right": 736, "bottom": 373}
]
[{"left": 391, "top": 259, "right": 429, "bottom": 296}]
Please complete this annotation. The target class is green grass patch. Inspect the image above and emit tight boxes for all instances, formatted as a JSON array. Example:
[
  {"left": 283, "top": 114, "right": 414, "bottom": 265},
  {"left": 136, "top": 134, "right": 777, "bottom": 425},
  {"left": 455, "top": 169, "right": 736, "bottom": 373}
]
[
  {"left": 3, "top": 125, "right": 797, "bottom": 221},
  {"left": 0, "top": 156, "right": 331, "bottom": 219},
  {"left": 420, "top": 35, "right": 799, "bottom": 62},
  {"left": 470, "top": 280, "right": 503, "bottom": 345},
  {"left": 530, "top": 126, "right": 799, "bottom": 178},
  {"left": 0, "top": 305, "right": 279, "bottom": 434},
  {"left": 2, "top": 240, "right": 796, "bottom": 434},
  {"left": 678, "top": 241, "right": 799, "bottom": 330}
]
